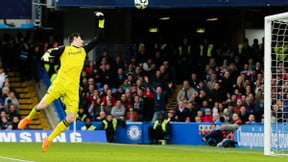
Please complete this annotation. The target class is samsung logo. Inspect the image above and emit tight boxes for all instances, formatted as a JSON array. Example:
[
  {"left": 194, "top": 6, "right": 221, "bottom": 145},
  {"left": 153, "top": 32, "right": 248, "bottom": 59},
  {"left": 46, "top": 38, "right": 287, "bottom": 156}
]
[{"left": 0, "top": 132, "right": 82, "bottom": 142}]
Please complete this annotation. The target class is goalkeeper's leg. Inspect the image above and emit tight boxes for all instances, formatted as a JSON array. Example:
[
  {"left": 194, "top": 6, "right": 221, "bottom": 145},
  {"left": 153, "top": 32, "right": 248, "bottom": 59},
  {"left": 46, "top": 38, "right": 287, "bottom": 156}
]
[
  {"left": 42, "top": 112, "right": 75, "bottom": 152},
  {"left": 18, "top": 85, "right": 61, "bottom": 129},
  {"left": 18, "top": 99, "right": 49, "bottom": 129}
]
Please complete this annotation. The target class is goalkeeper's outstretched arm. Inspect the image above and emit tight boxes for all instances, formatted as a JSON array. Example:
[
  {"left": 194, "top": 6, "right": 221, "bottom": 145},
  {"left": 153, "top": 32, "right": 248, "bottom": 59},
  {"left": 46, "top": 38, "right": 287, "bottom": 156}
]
[
  {"left": 41, "top": 46, "right": 65, "bottom": 62},
  {"left": 84, "top": 12, "right": 105, "bottom": 53}
]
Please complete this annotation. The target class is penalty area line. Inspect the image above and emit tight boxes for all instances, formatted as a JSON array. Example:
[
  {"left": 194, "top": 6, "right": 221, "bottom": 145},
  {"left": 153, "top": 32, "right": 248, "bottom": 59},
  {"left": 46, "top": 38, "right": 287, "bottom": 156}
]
[{"left": 0, "top": 155, "right": 34, "bottom": 162}]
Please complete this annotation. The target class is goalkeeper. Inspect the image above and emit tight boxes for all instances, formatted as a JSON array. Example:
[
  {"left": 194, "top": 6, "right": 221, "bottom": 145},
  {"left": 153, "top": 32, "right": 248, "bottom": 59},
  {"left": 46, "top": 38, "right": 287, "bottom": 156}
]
[{"left": 18, "top": 12, "right": 105, "bottom": 152}]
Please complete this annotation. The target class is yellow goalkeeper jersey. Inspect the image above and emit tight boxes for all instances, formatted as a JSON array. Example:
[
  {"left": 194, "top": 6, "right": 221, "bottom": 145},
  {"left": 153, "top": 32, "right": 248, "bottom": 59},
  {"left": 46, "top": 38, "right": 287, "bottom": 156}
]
[
  {"left": 57, "top": 46, "right": 86, "bottom": 85},
  {"left": 48, "top": 29, "right": 103, "bottom": 85}
]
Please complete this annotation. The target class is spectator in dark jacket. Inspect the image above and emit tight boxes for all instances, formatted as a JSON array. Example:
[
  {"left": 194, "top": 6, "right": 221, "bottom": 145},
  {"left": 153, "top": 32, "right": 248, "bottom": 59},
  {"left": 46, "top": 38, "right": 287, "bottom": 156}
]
[
  {"left": 219, "top": 71, "right": 234, "bottom": 94},
  {"left": 132, "top": 95, "right": 144, "bottom": 121},
  {"left": 113, "top": 68, "right": 125, "bottom": 88},
  {"left": 209, "top": 82, "right": 226, "bottom": 104},
  {"left": 174, "top": 101, "right": 189, "bottom": 122},
  {"left": 189, "top": 73, "right": 200, "bottom": 89},
  {"left": 144, "top": 76, "right": 173, "bottom": 121}
]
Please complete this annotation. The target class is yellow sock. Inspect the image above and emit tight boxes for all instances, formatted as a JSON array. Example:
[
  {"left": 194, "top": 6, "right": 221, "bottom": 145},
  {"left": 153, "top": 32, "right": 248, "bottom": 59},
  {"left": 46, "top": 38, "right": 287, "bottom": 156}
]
[
  {"left": 98, "top": 19, "right": 105, "bottom": 28},
  {"left": 47, "top": 120, "right": 69, "bottom": 142},
  {"left": 27, "top": 106, "right": 40, "bottom": 120}
]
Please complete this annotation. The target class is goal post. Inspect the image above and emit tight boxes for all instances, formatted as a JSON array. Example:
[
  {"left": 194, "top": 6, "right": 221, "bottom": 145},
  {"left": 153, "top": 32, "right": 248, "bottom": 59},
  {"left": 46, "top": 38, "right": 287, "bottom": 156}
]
[
  {"left": 264, "top": 13, "right": 272, "bottom": 156},
  {"left": 264, "top": 12, "right": 288, "bottom": 156}
]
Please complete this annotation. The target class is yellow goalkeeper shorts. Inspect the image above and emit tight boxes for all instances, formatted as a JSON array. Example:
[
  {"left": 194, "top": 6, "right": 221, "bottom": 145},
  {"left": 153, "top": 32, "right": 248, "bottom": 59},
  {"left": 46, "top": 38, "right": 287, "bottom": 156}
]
[{"left": 43, "top": 78, "right": 79, "bottom": 114}]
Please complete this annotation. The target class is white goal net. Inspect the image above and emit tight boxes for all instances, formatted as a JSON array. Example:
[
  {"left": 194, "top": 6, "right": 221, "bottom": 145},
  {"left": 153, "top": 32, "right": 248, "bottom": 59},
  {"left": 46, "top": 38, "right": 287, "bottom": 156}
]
[{"left": 264, "top": 12, "right": 288, "bottom": 156}]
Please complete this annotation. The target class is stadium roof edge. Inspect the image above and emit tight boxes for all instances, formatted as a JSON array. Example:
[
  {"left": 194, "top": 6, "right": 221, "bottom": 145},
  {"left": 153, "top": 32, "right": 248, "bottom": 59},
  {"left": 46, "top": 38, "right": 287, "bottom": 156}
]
[{"left": 56, "top": 0, "right": 288, "bottom": 8}]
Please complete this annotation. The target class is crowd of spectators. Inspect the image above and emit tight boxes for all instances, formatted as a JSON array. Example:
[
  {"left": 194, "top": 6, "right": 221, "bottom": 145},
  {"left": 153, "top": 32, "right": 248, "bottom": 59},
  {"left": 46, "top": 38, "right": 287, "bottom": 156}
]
[
  {"left": 0, "top": 30, "right": 269, "bottom": 127},
  {"left": 0, "top": 62, "right": 20, "bottom": 130},
  {"left": 76, "top": 36, "right": 266, "bottom": 125},
  {"left": 0, "top": 33, "right": 36, "bottom": 130},
  {"left": 172, "top": 38, "right": 265, "bottom": 124}
]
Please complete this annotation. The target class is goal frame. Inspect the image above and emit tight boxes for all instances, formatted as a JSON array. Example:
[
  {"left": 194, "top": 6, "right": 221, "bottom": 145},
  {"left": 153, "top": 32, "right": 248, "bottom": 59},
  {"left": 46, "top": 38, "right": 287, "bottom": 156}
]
[{"left": 264, "top": 12, "right": 288, "bottom": 156}]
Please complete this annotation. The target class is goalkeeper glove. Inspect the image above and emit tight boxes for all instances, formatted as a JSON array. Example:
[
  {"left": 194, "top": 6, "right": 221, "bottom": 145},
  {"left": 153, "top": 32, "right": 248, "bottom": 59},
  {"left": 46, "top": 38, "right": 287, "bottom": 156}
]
[
  {"left": 94, "top": 11, "right": 105, "bottom": 28},
  {"left": 41, "top": 51, "right": 51, "bottom": 62}
]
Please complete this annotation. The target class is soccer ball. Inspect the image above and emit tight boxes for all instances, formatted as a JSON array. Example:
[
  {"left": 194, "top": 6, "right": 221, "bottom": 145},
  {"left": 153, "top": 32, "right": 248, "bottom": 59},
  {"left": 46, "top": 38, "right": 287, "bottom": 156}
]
[{"left": 134, "top": 0, "right": 149, "bottom": 9}]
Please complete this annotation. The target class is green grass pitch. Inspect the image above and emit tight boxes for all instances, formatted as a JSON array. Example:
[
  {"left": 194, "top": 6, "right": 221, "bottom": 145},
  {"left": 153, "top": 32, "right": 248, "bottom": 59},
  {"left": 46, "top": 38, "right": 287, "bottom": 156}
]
[{"left": 0, "top": 143, "right": 287, "bottom": 162}]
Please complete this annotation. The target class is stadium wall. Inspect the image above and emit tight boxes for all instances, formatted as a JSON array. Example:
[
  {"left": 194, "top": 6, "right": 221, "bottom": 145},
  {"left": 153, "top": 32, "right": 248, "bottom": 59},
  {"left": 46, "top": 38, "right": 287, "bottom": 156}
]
[
  {"left": 70, "top": 122, "right": 215, "bottom": 145},
  {"left": 3, "top": 121, "right": 280, "bottom": 150}
]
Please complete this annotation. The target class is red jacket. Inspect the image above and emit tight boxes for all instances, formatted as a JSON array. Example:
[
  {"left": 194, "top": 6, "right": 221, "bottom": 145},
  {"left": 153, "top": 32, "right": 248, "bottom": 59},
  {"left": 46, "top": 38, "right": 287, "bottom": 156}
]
[
  {"left": 101, "top": 95, "right": 116, "bottom": 106},
  {"left": 126, "top": 112, "right": 138, "bottom": 121}
]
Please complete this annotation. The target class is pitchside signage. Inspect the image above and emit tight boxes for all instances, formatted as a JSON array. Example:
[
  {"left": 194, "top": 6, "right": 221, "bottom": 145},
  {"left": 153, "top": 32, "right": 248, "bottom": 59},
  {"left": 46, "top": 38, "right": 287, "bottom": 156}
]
[
  {"left": 0, "top": 130, "right": 107, "bottom": 143},
  {"left": 235, "top": 124, "right": 288, "bottom": 149}
]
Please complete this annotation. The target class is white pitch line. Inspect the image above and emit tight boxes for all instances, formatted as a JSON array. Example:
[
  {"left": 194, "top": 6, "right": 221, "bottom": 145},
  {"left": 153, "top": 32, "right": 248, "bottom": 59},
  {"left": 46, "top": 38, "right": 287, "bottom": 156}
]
[
  {"left": 0, "top": 155, "right": 34, "bottom": 162},
  {"left": 96, "top": 143, "right": 263, "bottom": 155}
]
